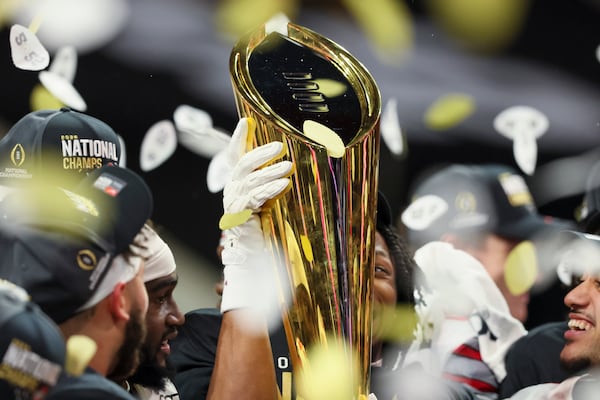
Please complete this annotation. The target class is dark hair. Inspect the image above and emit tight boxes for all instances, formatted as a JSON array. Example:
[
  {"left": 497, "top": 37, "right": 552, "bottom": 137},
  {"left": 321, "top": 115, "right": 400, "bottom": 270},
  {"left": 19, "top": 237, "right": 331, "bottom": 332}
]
[{"left": 378, "top": 224, "right": 415, "bottom": 305}]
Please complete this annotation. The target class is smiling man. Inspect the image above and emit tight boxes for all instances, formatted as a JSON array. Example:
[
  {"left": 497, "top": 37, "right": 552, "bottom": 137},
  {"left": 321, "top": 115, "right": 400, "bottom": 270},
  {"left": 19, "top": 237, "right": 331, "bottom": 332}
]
[
  {"left": 119, "top": 223, "right": 185, "bottom": 399},
  {"left": 505, "top": 230, "right": 600, "bottom": 399},
  {"left": 559, "top": 233, "right": 600, "bottom": 374}
]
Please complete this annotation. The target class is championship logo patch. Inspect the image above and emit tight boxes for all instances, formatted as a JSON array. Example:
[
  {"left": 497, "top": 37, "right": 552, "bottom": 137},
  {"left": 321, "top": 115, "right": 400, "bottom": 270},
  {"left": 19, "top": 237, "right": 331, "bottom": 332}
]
[
  {"left": 450, "top": 191, "right": 489, "bottom": 229},
  {"left": 76, "top": 249, "right": 97, "bottom": 271},
  {"left": 9, "top": 144, "right": 25, "bottom": 167}
]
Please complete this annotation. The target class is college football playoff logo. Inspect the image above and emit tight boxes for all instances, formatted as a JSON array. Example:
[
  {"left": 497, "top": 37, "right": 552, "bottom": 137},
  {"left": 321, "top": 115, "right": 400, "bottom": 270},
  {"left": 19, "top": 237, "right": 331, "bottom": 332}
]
[{"left": 10, "top": 144, "right": 25, "bottom": 167}]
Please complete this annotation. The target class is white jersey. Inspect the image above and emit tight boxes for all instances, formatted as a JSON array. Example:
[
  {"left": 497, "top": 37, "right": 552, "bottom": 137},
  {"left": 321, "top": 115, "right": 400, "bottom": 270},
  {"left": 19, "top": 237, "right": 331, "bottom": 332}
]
[{"left": 132, "top": 378, "right": 179, "bottom": 400}]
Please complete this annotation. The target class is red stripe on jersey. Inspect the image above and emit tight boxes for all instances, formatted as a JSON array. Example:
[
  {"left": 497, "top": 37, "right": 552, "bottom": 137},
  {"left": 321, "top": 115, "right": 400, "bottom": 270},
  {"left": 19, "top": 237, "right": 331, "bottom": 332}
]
[
  {"left": 442, "top": 373, "right": 497, "bottom": 392},
  {"left": 452, "top": 344, "right": 482, "bottom": 361}
]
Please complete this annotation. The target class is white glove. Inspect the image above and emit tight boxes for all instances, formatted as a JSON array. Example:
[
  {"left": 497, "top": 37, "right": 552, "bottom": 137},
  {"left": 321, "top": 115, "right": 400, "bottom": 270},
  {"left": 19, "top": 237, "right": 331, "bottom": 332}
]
[
  {"left": 219, "top": 117, "right": 292, "bottom": 313},
  {"left": 218, "top": 117, "right": 292, "bottom": 230}
]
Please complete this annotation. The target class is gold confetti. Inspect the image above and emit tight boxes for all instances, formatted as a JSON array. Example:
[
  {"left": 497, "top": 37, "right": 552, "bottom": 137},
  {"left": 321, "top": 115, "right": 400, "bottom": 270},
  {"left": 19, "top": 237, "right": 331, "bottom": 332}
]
[
  {"left": 425, "top": 0, "right": 531, "bottom": 52},
  {"left": 219, "top": 209, "right": 253, "bottom": 230},
  {"left": 505, "top": 240, "right": 538, "bottom": 295},
  {"left": 295, "top": 336, "right": 357, "bottom": 400},
  {"left": 374, "top": 303, "right": 418, "bottom": 343},
  {"left": 312, "top": 79, "right": 347, "bottom": 98},
  {"left": 302, "top": 120, "right": 345, "bottom": 158},
  {"left": 343, "top": 0, "right": 413, "bottom": 58},
  {"left": 216, "top": 0, "right": 297, "bottom": 38},
  {"left": 65, "top": 335, "right": 97, "bottom": 376},
  {"left": 424, "top": 93, "right": 475, "bottom": 130},
  {"left": 30, "top": 83, "right": 64, "bottom": 111}
]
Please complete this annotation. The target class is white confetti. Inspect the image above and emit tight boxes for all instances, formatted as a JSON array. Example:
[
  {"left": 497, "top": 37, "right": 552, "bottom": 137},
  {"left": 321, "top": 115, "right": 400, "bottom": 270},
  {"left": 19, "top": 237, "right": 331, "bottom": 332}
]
[
  {"left": 49, "top": 45, "right": 77, "bottom": 82},
  {"left": 174, "top": 105, "right": 231, "bottom": 158},
  {"left": 139, "top": 120, "right": 177, "bottom": 172},
  {"left": 401, "top": 194, "right": 448, "bottom": 231},
  {"left": 38, "top": 70, "right": 87, "bottom": 111},
  {"left": 9, "top": 24, "right": 49, "bottom": 71},
  {"left": 494, "top": 106, "right": 549, "bottom": 176},
  {"left": 12, "top": 0, "right": 130, "bottom": 53},
  {"left": 264, "top": 12, "right": 290, "bottom": 36},
  {"left": 117, "top": 134, "right": 127, "bottom": 168},
  {"left": 380, "top": 97, "right": 405, "bottom": 156}
]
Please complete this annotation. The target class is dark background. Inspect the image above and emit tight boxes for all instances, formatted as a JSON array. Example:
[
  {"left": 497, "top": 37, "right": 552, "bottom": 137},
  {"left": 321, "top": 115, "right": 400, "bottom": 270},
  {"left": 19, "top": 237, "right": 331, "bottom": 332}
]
[{"left": 1, "top": 0, "right": 599, "bottom": 326}]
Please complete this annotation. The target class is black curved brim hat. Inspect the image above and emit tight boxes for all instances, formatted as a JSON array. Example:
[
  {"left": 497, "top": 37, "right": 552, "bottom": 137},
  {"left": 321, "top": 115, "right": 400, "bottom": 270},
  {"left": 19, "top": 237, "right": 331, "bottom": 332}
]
[
  {"left": 0, "top": 108, "right": 121, "bottom": 187},
  {"left": 0, "top": 281, "right": 66, "bottom": 399},
  {"left": 407, "top": 164, "right": 574, "bottom": 245},
  {"left": 0, "top": 165, "right": 153, "bottom": 323}
]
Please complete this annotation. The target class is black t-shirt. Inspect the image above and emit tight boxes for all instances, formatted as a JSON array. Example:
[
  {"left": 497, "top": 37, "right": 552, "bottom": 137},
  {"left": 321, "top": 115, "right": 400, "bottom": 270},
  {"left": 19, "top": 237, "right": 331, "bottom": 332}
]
[
  {"left": 499, "top": 321, "right": 572, "bottom": 399},
  {"left": 170, "top": 308, "right": 294, "bottom": 400},
  {"left": 46, "top": 367, "right": 135, "bottom": 399}
]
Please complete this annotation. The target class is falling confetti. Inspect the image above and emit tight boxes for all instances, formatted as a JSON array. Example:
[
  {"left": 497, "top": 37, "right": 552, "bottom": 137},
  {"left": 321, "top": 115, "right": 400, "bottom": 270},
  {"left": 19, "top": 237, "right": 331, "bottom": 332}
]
[
  {"left": 139, "top": 120, "right": 177, "bottom": 172},
  {"left": 401, "top": 194, "right": 449, "bottom": 231},
  {"left": 425, "top": 0, "right": 531, "bottom": 52},
  {"left": 302, "top": 120, "right": 345, "bottom": 158},
  {"left": 264, "top": 11, "right": 289, "bottom": 35},
  {"left": 117, "top": 134, "right": 127, "bottom": 167},
  {"left": 494, "top": 105, "right": 548, "bottom": 176},
  {"left": 38, "top": 70, "right": 87, "bottom": 111},
  {"left": 12, "top": 0, "right": 130, "bottom": 53},
  {"left": 48, "top": 45, "right": 77, "bottom": 82},
  {"left": 9, "top": 23, "right": 49, "bottom": 70},
  {"left": 343, "top": 0, "right": 413, "bottom": 60},
  {"left": 30, "top": 82, "right": 64, "bottom": 111},
  {"left": 216, "top": 0, "right": 296, "bottom": 38},
  {"left": 424, "top": 93, "right": 475, "bottom": 130},
  {"left": 65, "top": 335, "right": 97, "bottom": 376},
  {"left": 173, "top": 105, "right": 231, "bottom": 159},
  {"left": 504, "top": 240, "right": 538, "bottom": 296},
  {"left": 295, "top": 336, "right": 357, "bottom": 400},
  {"left": 380, "top": 97, "right": 405, "bottom": 157},
  {"left": 0, "top": 0, "right": 22, "bottom": 28}
]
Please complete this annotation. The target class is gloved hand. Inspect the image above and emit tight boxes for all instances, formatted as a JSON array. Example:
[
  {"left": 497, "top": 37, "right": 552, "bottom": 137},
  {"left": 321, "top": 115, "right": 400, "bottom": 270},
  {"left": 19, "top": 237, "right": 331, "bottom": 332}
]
[
  {"left": 218, "top": 117, "right": 292, "bottom": 314},
  {"left": 217, "top": 117, "right": 292, "bottom": 230}
]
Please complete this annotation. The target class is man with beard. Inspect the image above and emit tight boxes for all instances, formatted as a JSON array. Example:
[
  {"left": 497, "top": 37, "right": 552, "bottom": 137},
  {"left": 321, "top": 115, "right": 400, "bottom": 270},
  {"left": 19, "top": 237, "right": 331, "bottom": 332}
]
[
  {"left": 119, "top": 223, "right": 185, "bottom": 399},
  {"left": 503, "top": 230, "right": 600, "bottom": 399},
  {"left": 0, "top": 164, "right": 153, "bottom": 399}
]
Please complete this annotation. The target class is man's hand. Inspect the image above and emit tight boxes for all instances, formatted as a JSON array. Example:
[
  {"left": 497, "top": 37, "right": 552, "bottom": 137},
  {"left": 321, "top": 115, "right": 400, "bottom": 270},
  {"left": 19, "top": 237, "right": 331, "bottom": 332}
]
[{"left": 217, "top": 117, "right": 292, "bottom": 230}]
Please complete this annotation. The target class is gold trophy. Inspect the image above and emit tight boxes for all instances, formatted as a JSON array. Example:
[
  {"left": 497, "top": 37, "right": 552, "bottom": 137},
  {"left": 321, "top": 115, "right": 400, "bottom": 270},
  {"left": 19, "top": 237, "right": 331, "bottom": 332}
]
[{"left": 230, "top": 19, "right": 381, "bottom": 399}]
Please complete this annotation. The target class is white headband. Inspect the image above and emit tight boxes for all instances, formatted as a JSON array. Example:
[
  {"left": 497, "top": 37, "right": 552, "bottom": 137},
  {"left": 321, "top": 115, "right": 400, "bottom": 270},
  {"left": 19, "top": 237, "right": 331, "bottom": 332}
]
[
  {"left": 76, "top": 253, "right": 142, "bottom": 313},
  {"left": 132, "top": 224, "right": 176, "bottom": 283}
]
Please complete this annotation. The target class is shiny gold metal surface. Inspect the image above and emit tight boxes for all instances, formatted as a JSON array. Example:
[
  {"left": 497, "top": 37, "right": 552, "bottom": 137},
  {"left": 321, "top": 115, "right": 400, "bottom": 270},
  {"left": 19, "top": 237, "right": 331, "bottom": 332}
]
[{"left": 230, "top": 21, "right": 381, "bottom": 399}]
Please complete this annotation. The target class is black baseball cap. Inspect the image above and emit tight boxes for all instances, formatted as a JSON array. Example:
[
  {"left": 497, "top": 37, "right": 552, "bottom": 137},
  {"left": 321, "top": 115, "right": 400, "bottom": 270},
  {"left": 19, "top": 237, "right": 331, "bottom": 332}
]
[
  {"left": 0, "top": 165, "right": 153, "bottom": 323},
  {"left": 403, "top": 164, "right": 571, "bottom": 245},
  {"left": 0, "top": 280, "right": 66, "bottom": 399},
  {"left": 0, "top": 108, "right": 121, "bottom": 187}
]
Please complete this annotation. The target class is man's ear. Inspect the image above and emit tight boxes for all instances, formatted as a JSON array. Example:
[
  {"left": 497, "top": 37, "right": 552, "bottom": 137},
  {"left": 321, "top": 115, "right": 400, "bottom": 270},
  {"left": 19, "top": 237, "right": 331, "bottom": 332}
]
[{"left": 109, "top": 282, "right": 131, "bottom": 322}]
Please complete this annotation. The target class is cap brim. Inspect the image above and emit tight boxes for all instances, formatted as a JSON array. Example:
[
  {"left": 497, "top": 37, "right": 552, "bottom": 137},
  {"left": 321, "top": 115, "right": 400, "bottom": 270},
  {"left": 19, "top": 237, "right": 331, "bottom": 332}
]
[{"left": 495, "top": 213, "right": 575, "bottom": 241}]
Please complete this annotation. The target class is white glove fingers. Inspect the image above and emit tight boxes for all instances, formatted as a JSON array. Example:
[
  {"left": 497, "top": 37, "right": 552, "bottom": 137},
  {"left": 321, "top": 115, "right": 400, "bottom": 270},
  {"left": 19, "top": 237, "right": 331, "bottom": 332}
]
[
  {"left": 226, "top": 117, "right": 251, "bottom": 160},
  {"left": 244, "top": 160, "right": 293, "bottom": 190},
  {"left": 231, "top": 141, "right": 284, "bottom": 180},
  {"left": 246, "top": 178, "right": 291, "bottom": 209}
]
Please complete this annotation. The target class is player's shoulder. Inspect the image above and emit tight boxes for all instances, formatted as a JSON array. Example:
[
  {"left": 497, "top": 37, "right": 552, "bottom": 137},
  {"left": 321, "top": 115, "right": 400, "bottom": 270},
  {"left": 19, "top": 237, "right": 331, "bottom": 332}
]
[
  {"left": 47, "top": 368, "right": 134, "bottom": 399},
  {"left": 519, "top": 321, "right": 567, "bottom": 343}
]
